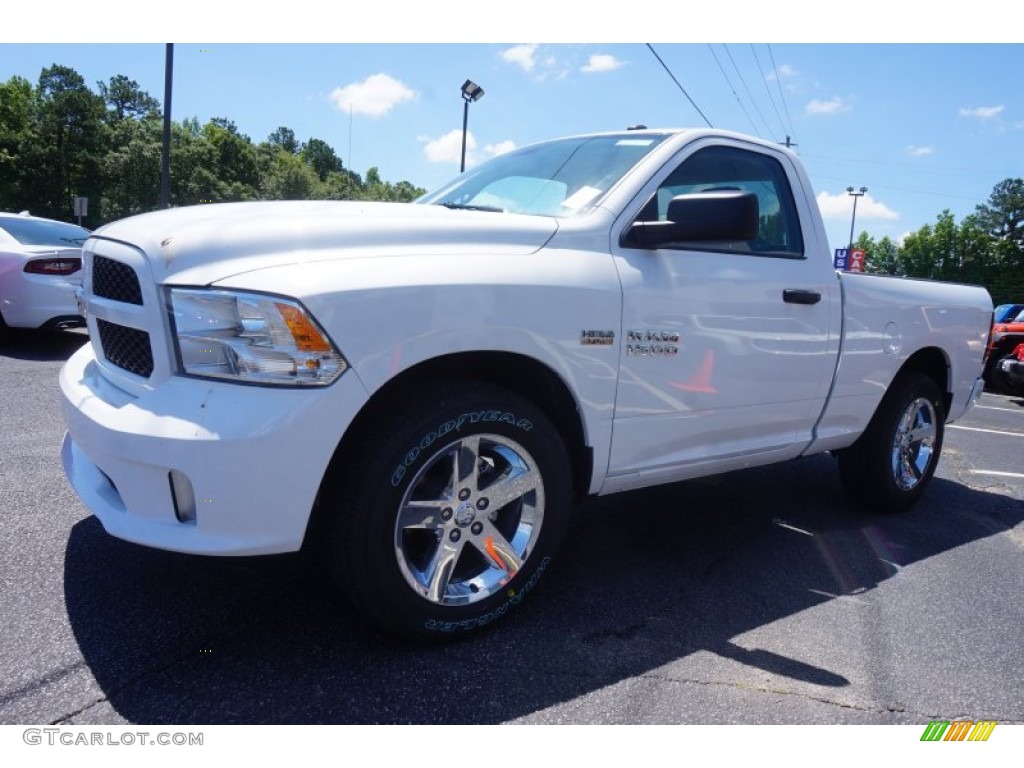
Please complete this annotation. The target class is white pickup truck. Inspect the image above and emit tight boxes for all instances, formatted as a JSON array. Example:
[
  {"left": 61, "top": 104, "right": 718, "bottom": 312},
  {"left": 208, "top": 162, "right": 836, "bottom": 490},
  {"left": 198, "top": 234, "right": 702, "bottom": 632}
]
[{"left": 60, "top": 128, "right": 992, "bottom": 639}]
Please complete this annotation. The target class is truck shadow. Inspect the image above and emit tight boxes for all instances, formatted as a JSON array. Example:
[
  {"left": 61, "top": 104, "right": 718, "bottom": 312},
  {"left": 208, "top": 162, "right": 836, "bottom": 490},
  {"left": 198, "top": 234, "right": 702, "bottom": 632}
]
[
  {"left": 0, "top": 328, "right": 88, "bottom": 361},
  {"left": 62, "top": 455, "right": 1024, "bottom": 724}
]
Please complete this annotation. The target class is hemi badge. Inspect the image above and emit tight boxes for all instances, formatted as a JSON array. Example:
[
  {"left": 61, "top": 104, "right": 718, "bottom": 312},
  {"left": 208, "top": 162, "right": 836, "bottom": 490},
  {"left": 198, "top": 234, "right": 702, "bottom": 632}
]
[{"left": 581, "top": 330, "right": 615, "bottom": 346}]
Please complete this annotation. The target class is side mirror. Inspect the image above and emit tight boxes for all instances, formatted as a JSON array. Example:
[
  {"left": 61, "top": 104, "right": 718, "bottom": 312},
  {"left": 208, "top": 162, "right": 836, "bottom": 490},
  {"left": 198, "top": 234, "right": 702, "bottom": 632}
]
[{"left": 624, "top": 190, "right": 759, "bottom": 248}]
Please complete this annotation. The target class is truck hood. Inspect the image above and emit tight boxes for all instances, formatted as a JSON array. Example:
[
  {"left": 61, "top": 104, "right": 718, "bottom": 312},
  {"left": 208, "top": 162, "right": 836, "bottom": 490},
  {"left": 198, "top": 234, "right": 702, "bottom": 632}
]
[{"left": 87, "top": 200, "right": 559, "bottom": 285}]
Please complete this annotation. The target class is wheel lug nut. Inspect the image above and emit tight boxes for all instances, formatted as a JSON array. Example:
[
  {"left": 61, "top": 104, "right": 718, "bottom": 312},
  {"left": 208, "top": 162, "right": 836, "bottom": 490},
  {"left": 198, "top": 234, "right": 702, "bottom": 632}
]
[
  {"left": 458, "top": 488, "right": 471, "bottom": 501},
  {"left": 441, "top": 507, "right": 453, "bottom": 522},
  {"left": 476, "top": 498, "right": 488, "bottom": 510},
  {"left": 471, "top": 522, "right": 483, "bottom": 535},
  {"left": 449, "top": 529, "right": 461, "bottom": 542}
]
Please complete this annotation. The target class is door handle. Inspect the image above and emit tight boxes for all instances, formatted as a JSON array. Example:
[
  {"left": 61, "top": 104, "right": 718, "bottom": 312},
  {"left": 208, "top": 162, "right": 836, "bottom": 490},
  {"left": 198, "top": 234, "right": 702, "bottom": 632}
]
[{"left": 783, "top": 289, "right": 821, "bottom": 305}]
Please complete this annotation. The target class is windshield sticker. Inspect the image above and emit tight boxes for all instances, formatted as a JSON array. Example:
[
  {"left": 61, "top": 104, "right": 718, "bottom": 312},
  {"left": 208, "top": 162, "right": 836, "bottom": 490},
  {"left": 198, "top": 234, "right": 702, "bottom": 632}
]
[
  {"left": 615, "top": 139, "right": 655, "bottom": 146},
  {"left": 561, "top": 186, "right": 603, "bottom": 211}
]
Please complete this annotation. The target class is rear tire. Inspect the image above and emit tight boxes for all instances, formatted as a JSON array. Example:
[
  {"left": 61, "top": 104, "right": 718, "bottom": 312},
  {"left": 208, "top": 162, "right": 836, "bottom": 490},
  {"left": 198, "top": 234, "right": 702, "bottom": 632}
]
[
  {"left": 322, "top": 380, "right": 572, "bottom": 641},
  {"left": 838, "top": 371, "right": 945, "bottom": 513}
]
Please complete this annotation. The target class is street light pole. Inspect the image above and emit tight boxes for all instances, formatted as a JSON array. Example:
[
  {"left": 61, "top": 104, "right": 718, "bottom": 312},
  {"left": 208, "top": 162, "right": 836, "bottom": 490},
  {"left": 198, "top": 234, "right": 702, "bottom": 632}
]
[
  {"left": 160, "top": 43, "right": 173, "bottom": 210},
  {"left": 459, "top": 79, "right": 484, "bottom": 173},
  {"left": 460, "top": 97, "right": 469, "bottom": 173},
  {"left": 846, "top": 185, "right": 867, "bottom": 252}
]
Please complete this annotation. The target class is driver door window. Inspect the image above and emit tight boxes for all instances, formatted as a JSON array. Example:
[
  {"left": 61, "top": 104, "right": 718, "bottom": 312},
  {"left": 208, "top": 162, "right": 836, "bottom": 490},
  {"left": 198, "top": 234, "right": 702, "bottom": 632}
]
[{"left": 640, "top": 145, "right": 805, "bottom": 258}]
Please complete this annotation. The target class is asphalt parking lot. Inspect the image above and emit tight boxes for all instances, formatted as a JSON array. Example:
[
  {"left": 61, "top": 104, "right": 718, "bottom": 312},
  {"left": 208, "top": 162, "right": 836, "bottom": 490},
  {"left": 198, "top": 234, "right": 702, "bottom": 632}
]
[{"left": 1, "top": 328, "right": 1022, "bottom": 725}]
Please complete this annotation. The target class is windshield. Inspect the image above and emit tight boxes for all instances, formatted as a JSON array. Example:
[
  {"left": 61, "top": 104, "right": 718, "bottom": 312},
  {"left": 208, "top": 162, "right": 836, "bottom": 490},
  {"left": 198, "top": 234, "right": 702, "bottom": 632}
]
[
  {"left": 0, "top": 217, "right": 90, "bottom": 246},
  {"left": 418, "top": 133, "right": 668, "bottom": 217}
]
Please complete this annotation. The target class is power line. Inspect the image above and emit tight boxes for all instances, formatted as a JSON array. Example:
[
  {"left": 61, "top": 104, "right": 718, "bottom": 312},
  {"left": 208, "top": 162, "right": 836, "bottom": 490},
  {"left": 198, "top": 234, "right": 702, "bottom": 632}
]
[
  {"left": 767, "top": 44, "right": 797, "bottom": 145},
  {"left": 801, "top": 151, "right": 1019, "bottom": 178},
  {"left": 645, "top": 44, "right": 713, "bottom": 128},
  {"left": 706, "top": 44, "right": 759, "bottom": 135},
  {"left": 723, "top": 44, "right": 772, "bottom": 138},
  {"left": 810, "top": 172, "right": 987, "bottom": 203},
  {"left": 750, "top": 44, "right": 788, "bottom": 143}
]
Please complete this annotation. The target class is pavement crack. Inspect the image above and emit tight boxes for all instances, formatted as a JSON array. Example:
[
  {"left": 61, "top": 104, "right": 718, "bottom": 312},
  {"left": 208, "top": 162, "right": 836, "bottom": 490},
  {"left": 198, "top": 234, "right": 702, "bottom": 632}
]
[
  {"left": 52, "top": 695, "right": 112, "bottom": 725},
  {"left": 630, "top": 671, "right": 938, "bottom": 720},
  {"left": 0, "top": 660, "right": 91, "bottom": 710}
]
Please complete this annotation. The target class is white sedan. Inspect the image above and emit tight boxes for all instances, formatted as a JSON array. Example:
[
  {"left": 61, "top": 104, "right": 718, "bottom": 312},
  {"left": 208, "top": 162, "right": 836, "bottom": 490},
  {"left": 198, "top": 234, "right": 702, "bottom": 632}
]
[{"left": 0, "top": 211, "right": 89, "bottom": 337}]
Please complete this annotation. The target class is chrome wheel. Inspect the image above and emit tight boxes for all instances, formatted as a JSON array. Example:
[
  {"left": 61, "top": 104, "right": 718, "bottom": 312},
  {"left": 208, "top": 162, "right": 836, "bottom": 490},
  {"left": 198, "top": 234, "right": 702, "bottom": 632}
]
[
  {"left": 394, "top": 433, "right": 545, "bottom": 606},
  {"left": 890, "top": 396, "right": 938, "bottom": 491},
  {"left": 838, "top": 371, "right": 945, "bottom": 513}
]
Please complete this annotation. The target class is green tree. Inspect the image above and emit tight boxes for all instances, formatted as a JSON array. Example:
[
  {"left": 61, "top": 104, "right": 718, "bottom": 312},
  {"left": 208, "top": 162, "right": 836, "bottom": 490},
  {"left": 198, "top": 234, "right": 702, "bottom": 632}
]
[
  {"left": 317, "top": 168, "right": 363, "bottom": 200},
  {"left": 954, "top": 215, "right": 994, "bottom": 287},
  {"left": 98, "top": 75, "right": 160, "bottom": 121},
  {"left": 168, "top": 118, "right": 220, "bottom": 205},
  {"left": 0, "top": 61, "right": 433, "bottom": 223},
  {"left": 358, "top": 166, "right": 425, "bottom": 202},
  {"left": 863, "top": 235, "right": 902, "bottom": 276},
  {"left": 0, "top": 75, "right": 36, "bottom": 212},
  {"left": 931, "top": 210, "right": 959, "bottom": 281},
  {"left": 27, "top": 65, "right": 107, "bottom": 224},
  {"left": 261, "top": 148, "right": 318, "bottom": 200},
  {"left": 268, "top": 126, "right": 299, "bottom": 154},
  {"left": 101, "top": 115, "right": 162, "bottom": 218},
  {"left": 973, "top": 178, "right": 1024, "bottom": 249},
  {"left": 301, "top": 137, "right": 342, "bottom": 181},
  {"left": 201, "top": 117, "right": 259, "bottom": 201},
  {"left": 899, "top": 223, "right": 935, "bottom": 280}
]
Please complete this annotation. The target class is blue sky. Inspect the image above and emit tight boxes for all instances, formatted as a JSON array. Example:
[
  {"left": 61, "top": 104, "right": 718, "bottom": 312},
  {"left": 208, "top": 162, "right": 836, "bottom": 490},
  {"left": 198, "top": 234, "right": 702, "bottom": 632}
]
[{"left": 3, "top": 3, "right": 1023, "bottom": 254}]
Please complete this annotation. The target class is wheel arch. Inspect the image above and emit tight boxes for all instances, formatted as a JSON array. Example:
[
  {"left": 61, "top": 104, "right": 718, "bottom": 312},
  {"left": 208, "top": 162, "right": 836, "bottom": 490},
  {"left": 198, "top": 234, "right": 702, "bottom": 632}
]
[
  {"left": 896, "top": 346, "right": 951, "bottom": 419},
  {"left": 306, "top": 351, "right": 593, "bottom": 547}
]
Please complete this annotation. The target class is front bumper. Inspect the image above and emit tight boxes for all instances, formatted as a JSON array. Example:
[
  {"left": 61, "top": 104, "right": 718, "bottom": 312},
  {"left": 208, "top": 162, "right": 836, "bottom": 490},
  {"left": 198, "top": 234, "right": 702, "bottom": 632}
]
[
  {"left": 999, "top": 357, "right": 1024, "bottom": 385},
  {"left": 60, "top": 343, "right": 369, "bottom": 555}
]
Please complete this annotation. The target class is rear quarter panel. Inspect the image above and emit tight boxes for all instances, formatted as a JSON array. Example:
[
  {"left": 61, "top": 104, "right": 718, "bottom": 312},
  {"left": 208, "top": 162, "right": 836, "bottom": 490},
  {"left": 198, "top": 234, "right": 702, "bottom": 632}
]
[{"left": 807, "top": 273, "right": 991, "bottom": 453}]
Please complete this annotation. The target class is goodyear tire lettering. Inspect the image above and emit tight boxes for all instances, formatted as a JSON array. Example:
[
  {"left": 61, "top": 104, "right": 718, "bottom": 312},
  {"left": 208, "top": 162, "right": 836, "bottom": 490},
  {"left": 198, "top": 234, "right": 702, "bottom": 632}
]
[
  {"left": 391, "top": 410, "right": 533, "bottom": 487},
  {"left": 423, "top": 557, "right": 551, "bottom": 633}
]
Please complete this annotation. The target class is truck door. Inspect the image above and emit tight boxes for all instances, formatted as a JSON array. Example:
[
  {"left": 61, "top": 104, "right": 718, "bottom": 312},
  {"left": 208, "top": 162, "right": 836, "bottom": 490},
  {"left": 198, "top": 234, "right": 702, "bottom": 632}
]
[{"left": 605, "top": 139, "right": 840, "bottom": 491}]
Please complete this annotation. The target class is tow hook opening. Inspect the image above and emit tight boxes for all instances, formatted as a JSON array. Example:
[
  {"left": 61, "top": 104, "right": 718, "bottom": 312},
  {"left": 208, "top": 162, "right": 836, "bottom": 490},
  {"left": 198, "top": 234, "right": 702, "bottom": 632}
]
[{"left": 169, "top": 470, "right": 198, "bottom": 524}]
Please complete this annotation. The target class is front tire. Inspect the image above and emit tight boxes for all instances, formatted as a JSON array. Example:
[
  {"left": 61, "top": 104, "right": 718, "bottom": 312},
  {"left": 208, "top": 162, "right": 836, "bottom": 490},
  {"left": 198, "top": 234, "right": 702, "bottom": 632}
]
[
  {"left": 838, "top": 371, "right": 945, "bottom": 513},
  {"left": 323, "top": 380, "right": 572, "bottom": 641}
]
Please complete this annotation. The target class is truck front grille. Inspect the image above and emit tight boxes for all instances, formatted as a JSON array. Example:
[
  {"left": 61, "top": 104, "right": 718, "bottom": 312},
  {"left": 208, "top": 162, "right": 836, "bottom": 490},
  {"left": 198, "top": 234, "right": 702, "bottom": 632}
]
[
  {"left": 93, "top": 255, "right": 143, "bottom": 305},
  {"left": 97, "top": 319, "right": 154, "bottom": 378}
]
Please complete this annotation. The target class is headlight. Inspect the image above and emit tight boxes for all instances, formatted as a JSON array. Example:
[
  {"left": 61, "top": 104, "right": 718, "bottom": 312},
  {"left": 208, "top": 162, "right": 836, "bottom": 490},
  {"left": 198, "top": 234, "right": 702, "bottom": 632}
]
[{"left": 167, "top": 288, "right": 347, "bottom": 386}]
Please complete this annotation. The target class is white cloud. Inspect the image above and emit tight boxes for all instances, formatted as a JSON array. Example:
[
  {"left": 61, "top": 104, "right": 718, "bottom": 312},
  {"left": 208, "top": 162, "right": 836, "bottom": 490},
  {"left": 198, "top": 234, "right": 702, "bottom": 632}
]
[
  {"left": 581, "top": 54, "right": 625, "bottom": 73},
  {"left": 421, "top": 132, "right": 516, "bottom": 167},
  {"left": 422, "top": 130, "right": 471, "bottom": 164},
  {"left": 959, "top": 105, "right": 1004, "bottom": 119},
  {"left": 805, "top": 97, "right": 851, "bottom": 116},
  {"left": 329, "top": 73, "right": 415, "bottom": 117},
  {"left": 768, "top": 63, "right": 798, "bottom": 81},
  {"left": 501, "top": 44, "right": 539, "bottom": 73},
  {"left": 817, "top": 191, "right": 899, "bottom": 221},
  {"left": 484, "top": 140, "right": 516, "bottom": 157},
  {"left": 906, "top": 145, "right": 934, "bottom": 157}
]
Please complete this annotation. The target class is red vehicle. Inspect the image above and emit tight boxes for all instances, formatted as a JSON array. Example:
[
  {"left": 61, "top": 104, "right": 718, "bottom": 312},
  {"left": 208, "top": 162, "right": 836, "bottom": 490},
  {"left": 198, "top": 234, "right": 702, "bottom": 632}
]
[{"left": 984, "top": 311, "right": 1024, "bottom": 395}]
